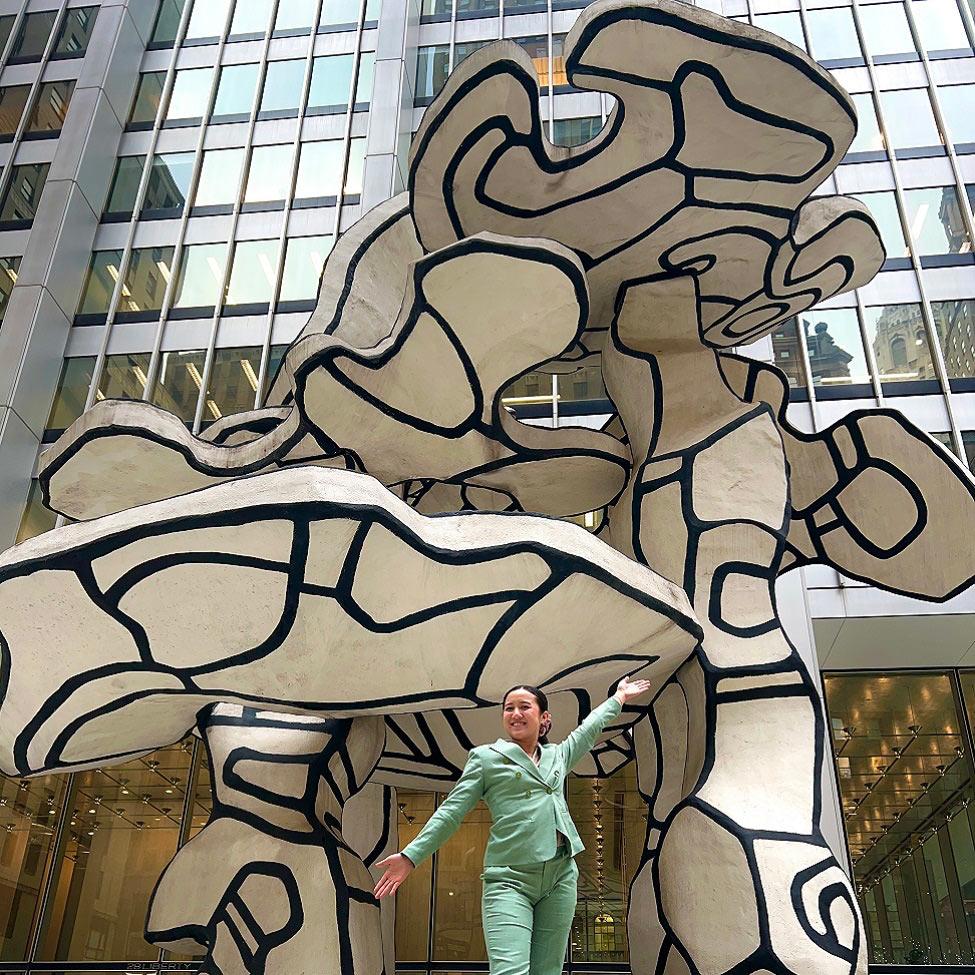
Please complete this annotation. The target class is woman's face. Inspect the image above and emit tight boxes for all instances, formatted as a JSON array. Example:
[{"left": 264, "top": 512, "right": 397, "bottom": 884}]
[{"left": 502, "top": 689, "right": 550, "bottom": 745}]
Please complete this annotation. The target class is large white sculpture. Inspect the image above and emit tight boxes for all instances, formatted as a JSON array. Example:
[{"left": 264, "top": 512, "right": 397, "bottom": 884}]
[{"left": 2, "top": 1, "right": 974, "bottom": 972}]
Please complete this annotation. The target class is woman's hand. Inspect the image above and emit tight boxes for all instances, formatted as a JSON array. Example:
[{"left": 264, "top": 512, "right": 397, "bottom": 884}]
[
  {"left": 614, "top": 675, "right": 652, "bottom": 705},
  {"left": 373, "top": 853, "right": 414, "bottom": 899}
]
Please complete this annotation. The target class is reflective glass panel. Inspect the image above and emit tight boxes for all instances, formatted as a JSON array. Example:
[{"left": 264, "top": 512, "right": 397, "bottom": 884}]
[
  {"left": 902, "top": 186, "right": 972, "bottom": 255},
  {"left": 144, "top": 151, "right": 195, "bottom": 216},
  {"left": 347, "top": 137, "right": 366, "bottom": 194},
  {"left": 166, "top": 67, "right": 213, "bottom": 121},
  {"left": 938, "top": 85, "right": 975, "bottom": 145},
  {"left": 859, "top": 3, "right": 916, "bottom": 57},
  {"left": 47, "top": 357, "right": 95, "bottom": 431},
  {"left": 771, "top": 316, "right": 807, "bottom": 387},
  {"left": 558, "top": 364, "right": 607, "bottom": 403},
  {"left": 295, "top": 140, "right": 344, "bottom": 199},
  {"left": 261, "top": 59, "right": 305, "bottom": 114},
  {"left": 17, "top": 479, "right": 56, "bottom": 543},
  {"left": 552, "top": 35, "right": 568, "bottom": 86},
  {"left": 855, "top": 191, "right": 909, "bottom": 258},
  {"left": 119, "top": 246, "right": 175, "bottom": 314},
  {"left": 151, "top": 0, "right": 187, "bottom": 46},
  {"left": 320, "top": 0, "right": 382, "bottom": 25},
  {"left": 931, "top": 300, "right": 975, "bottom": 379},
  {"left": 553, "top": 117, "right": 602, "bottom": 146},
  {"left": 0, "top": 15, "right": 14, "bottom": 52},
  {"left": 35, "top": 744, "right": 194, "bottom": 961},
  {"left": 0, "top": 86, "right": 30, "bottom": 137},
  {"left": 422, "top": 0, "right": 451, "bottom": 14},
  {"left": 231, "top": 0, "right": 274, "bottom": 34},
  {"left": 395, "top": 792, "right": 435, "bottom": 959},
  {"left": 275, "top": 0, "right": 317, "bottom": 31},
  {"left": 913, "top": 0, "right": 971, "bottom": 51},
  {"left": 0, "top": 255, "right": 19, "bottom": 325},
  {"left": 27, "top": 80, "right": 75, "bottom": 133},
  {"left": 10, "top": 11, "right": 56, "bottom": 61},
  {"left": 186, "top": 0, "right": 232, "bottom": 40},
  {"left": 280, "top": 234, "right": 333, "bottom": 301},
  {"left": 826, "top": 672, "right": 975, "bottom": 965},
  {"left": 152, "top": 350, "right": 207, "bottom": 421},
  {"left": 0, "top": 164, "right": 50, "bottom": 225},
  {"left": 456, "top": 0, "right": 498, "bottom": 13},
  {"left": 263, "top": 344, "right": 288, "bottom": 398},
  {"left": 416, "top": 45, "right": 450, "bottom": 99},
  {"left": 195, "top": 147, "right": 246, "bottom": 206},
  {"left": 309, "top": 54, "right": 355, "bottom": 109},
  {"left": 850, "top": 92, "right": 884, "bottom": 153},
  {"left": 225, "top": 239, "right": 281, "bottom": 306},
  {"left": 862, "top": 303, "right": 937, "bottom": 382},
  {"left": 512, "top": 36, "right": 550, "bottom": 87},
  {"left": 77, "top": 251, "right": 124, "bottom": 316},
  {"left": 357, "top": 52, "right": 375, "bottom": 103},
  {"left": 54, "top": 7, "right": 97, "bottom": 57},
  {"left": 212, "top": 62, "right": 259, "bottom": 118},
  {"left": 128, "top": 71, "right": 165, "bottom": 126},
  {"left": 104, "top": 156, "right": 145, "bottom": 216},
  {"left": 455, "top": 39, "right": 490, "bottom": 65},
  {"left": 173, "top": 243, "right": 229, "bottom": 309},
  {"left": 97, "top": 353, "right": 151, "bottom": 402},
  {"left": 753, "top": 11, "right": 806, "bottom": 49},
  {"left": 203, "top": 347, "right": 263, "bottom": 420},
  {"left": 800, "top": 307, "right": 870, "bottom": 386},
  {"left": 805, "top": 7, "right": 861, "bottom": 60},
  {"left": 502, "top": 371, "right": 554, "bottom": 405},
  {"left": 244, "top": 144, "right": 293, "bottom": 203},
  {"left": 879, "top": 89, "right": 941, "bottom": 148}
]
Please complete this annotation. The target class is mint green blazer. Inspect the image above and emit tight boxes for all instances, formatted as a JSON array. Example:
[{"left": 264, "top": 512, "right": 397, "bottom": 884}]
[{"left": 402, "top": 697, "right": 623, "bottom": 867}]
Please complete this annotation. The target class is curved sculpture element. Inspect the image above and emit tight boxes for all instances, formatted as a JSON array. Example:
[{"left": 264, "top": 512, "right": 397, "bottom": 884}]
[
  {"left": 409, "top": 0, "right": 883, "bottom": 348},
  {"left": 0, "top": 465, "right": 700, "bottom": 776}
]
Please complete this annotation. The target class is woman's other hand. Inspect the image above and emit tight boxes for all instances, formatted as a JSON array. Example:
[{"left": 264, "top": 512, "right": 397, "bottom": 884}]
[
  {"left": 373, "top": 853, "right": 414, "bottom": 899},
  {"left": 614, "top": 675, "right": 652, "bottom": 705}
]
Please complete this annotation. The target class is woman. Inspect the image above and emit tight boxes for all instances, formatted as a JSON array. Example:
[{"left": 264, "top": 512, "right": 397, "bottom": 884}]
[{"left": 373, "top": 675, "right": 651, "bottom": 974}]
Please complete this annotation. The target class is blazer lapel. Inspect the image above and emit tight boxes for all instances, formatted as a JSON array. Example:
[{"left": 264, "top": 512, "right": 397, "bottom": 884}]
[{"left": 490, "top": 739, "right": 548, "bottom": 785}]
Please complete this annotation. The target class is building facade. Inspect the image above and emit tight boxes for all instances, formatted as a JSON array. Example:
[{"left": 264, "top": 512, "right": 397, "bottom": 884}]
[{"left": 0, "top": 0, "right": 973, "bottom": 970}]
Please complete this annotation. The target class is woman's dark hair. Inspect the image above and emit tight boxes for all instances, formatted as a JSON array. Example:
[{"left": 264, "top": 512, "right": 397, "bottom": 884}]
[{"left": 502, "top": 685, "right": 551, "bottom": 744}]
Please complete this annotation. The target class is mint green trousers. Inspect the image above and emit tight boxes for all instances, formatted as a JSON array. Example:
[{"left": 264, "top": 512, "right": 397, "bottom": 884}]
[{"left": 480, "top": 849, "right": 578, "bottom": 975}]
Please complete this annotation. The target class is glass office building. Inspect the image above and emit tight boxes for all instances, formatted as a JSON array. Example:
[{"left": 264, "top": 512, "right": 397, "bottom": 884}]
[{"left": 0, "top": 0, "right": 973, "bottom": 969}]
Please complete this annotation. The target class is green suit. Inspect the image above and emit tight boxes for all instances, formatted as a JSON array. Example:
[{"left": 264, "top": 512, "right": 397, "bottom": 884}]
[{"left": 402, "top": 696, "right": 623, "bottom": 974}]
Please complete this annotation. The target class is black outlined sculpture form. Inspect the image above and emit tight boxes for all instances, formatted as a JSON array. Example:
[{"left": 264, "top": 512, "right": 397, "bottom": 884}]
[{"left": 2, "top": 0, "right": 974, "bottom": 973}]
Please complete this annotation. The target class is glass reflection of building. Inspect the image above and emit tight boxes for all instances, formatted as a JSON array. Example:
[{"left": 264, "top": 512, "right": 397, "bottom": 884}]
[{"left": 3, "top": 0, "right": 975, "bottom": 970}]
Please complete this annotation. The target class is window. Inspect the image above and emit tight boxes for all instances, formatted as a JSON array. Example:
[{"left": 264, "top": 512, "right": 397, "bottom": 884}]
[
  {"left": 552, "top": 35, "right": 568, "bottom": 87},
  {"left": 416, "top": 45, "right": 450, "bottom": 100},
  {"left": 858, "top": 3, "right": 917, "bottom": 58},
  {"left": 0, "top": 163, "right": 50, "bottom": 228},
  {"left": 275, "top": 0, "right": 317, "bottom": 32},
  {"left": 18, "top": 480, "right": 57, "bottom": 542},
  {"left": 421, "top": 0, "right": 452, "bottom": 16},
  {"left": 128, "top": 72, "right": 166, "bottom": 128},
  {"left": 902, "top": 186, "right": 972, "bottom": 256},
  {"left": 454, "top": 40, "right": 489, "bottom": 67},
  {"left": 280, "top": 234, "right": 333, "bottom": 304},
  {"left": 151, "top": 351, "right": 206, "bottom": 422},
  {"left": 47, "top": 357, "right": 95, "bottom": 432},
  {"left": 862, "top": 304, "right": 936, "bottom": 383},
  {"left": 77, "top": 251, "right": 124, "bottom": 317},
  {"left": 938, "top": 85, "right": 975, "bottom": 146},
  {"left": 931, "top": 300, "right": 975, "bottom": 379},
  {"left": 512, "top": 36, "right": 551, "bottom": 88},
  {"left": 320, "top": 0, "right": 382, "bottom": 27},
  {"left": 878, "top": 89, "right": 941, "bottom": 149},
  {"left": 195, "top": 147, "right": 245, "bottom": 208},
  {"left": 309, "top": 54, "right": 356, "bottom": 111},
  {"left": 117, "top": 246, "right": 175, "bottom": 316},
  {"left": 166, "top": 67, "right": 213, "bottom": 123},
  {"left": 244, "top": 144, "right": 294, "bottom": 206},
  {"left": 356, "top": 52, "right": 375, "bottom": 104},
  {"left": 0, "top": 15, "right": 15, "bottom": 53},
  {"left": 0, "top": 255, "right": 20, "bottom": 324},
  {"left": 173, "top": 243, "right": 229, "bottom": 311},
  {"left": 552, "top": 117, "right": 602, "bottom": 147},
  {"left": 346, "top": 138, "right": 366, "bottom": 195},
  {"left": 260, "top": 59, "right": 306, "bottom": 116},
  {"left": 9, "top": 11, "right": 56, "bottom": 62},
  {"left": 295, "top": 138, "right": 365, "bottom": 200},
  {"left": 143, "top": 152, "right": 195, "bottom": 217},
  {"left": 53, "top": 7, "right": 98, "bottom": 58},
  {"left": 203, "top": 347, "right": 263, "bottom": 420},
  {"left": 0, "top": 86, "right": 30, "bottom": 140},
  {"left": 752, "top": 12, "right": 806, "bottom": 50},
  {"left": 558, "top": 364, "right": 607, "bottom": 403},
  {"left": 212, "top": 63, "right": 259, "bottom": 121},
  {"left": 231, "top": 0, "right": 274, "bottom": 35},
  {"left": 849, "top": 92, "right": 884, "bottom": 153},
  {"left": 151, "top": 0, "right": 187, "bottom": 47},
  {"left": 800, "top": 307, "right": 870, "bottom": 387},
  {"left": 854, "top": 191, "right": 909, "bottom": 259},
  {"left": 224, "top": 239, "right": 281, "bottom": 309},
  {"left": 185, "top": 0, "right": 232, "bottom": 41},
  {"left": 27, "top": 80, "right": 75, "bottom": 135},
  {"left": 912, "top": 0, "right": 971, "bottom": 52},
  {"left": 771, "top": 317, "right": 807, "bottom": 388},
  {"left": 97, "top": 353, "right": 151, "bottom": 402},
  {"left": 455, "top": 0, "right": 498, "bottom": 13},
  {"left": 104, "top": 157, "right": 145, "bottom": 218},
  {"left": 805, "top": 7, "right": 861, "bottom": 61}
]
